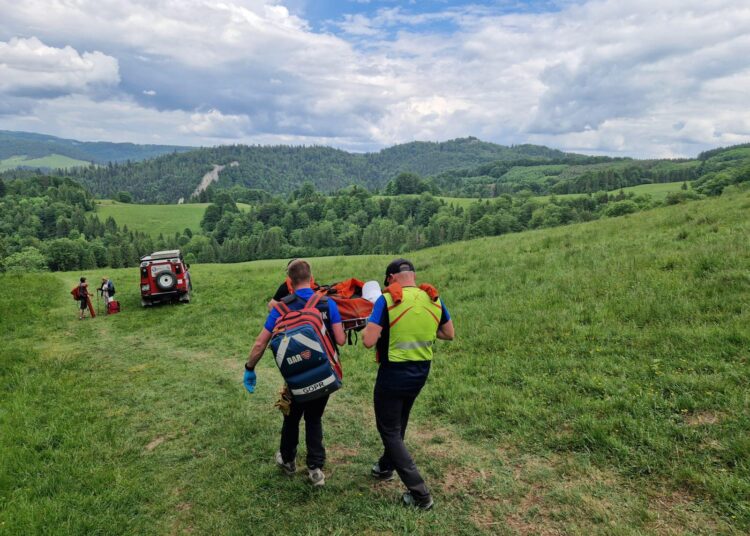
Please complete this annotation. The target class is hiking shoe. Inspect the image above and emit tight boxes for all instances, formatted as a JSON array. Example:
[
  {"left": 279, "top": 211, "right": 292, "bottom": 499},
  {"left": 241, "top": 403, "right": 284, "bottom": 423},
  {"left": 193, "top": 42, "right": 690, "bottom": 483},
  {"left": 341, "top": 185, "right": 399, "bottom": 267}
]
[
  {"left": 308, "top": 467, "right": 325, "bottom": 487},
  {"left": 371, "top": 462, "right": 395, "bottom": 481},
  {"left": 275, "top": 452, "right": 296, "bottom": 476},
  {"left": 402, "top": 492, "right": 434, "bottom": 511}
]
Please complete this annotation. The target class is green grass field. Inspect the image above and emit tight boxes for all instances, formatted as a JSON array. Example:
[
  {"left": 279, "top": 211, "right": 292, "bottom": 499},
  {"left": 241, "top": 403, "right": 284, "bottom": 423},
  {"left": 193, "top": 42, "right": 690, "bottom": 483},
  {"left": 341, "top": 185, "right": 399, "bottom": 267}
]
[
  {"left": 2, "top": 190, "right": 749, "bottom": 534},
  {"left": 533, "top": 181, "right": 688, "bottom": 203},
  {"left": 0, "top": 154, "right": 91, "bottom": 171},
  {"left": 95, "top": 201, "right": 251, "bottom": 237}
]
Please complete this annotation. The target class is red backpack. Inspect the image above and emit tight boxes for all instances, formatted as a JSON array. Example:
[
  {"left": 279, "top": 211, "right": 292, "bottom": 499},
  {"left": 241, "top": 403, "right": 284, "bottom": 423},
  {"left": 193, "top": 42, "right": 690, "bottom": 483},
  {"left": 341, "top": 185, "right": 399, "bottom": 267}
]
[{"left": 270, "top": 292, "right": 343, "bottom": 402}]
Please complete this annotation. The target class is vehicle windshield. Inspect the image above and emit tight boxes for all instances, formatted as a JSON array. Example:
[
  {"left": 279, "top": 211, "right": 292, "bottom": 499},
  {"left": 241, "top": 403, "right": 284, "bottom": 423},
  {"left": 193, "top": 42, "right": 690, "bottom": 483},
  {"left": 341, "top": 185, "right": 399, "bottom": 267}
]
[{"left": 150, "top": 264, "right": 172, "bottom": 276}]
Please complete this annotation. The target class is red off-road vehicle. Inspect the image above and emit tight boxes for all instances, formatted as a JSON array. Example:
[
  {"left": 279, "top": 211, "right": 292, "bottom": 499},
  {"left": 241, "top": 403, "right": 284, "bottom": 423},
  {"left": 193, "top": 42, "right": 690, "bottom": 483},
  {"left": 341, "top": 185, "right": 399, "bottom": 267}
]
[{"left": 140, "top": 250, "right": 192, "bottom": 306}]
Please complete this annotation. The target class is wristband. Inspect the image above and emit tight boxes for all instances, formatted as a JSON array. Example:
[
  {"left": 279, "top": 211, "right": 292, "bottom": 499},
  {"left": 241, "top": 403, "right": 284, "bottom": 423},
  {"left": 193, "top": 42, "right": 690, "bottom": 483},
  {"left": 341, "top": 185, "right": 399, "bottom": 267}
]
[{"left": 245, "top": 363, "right": 255, "bottom": 372}]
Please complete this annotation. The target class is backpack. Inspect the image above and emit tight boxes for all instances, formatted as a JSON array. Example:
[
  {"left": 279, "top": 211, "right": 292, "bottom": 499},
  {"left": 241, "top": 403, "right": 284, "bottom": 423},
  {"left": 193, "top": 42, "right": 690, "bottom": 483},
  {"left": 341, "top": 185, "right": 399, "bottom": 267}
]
[
  {"left": 71, "top": 286, "right": 80, "bottom": 300},
  {"left": 269, "top": 292, "right": 342, "bottom": 403},
  {"left": 107, "top": 280, "right": 115, "bottom": 296}
]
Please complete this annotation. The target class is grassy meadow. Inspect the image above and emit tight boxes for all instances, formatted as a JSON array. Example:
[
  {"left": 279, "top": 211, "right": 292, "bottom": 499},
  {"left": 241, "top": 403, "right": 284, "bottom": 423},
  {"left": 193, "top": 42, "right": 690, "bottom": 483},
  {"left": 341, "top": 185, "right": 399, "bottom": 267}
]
[
  {"left": 2, "top": 189, "right": 749, "bottom": 534},
  {"left": 0, "top": 154, "right": 92, "bottom": 172},
  {"left": 533, "top": 181, "right": 687, "bottom": 203},
  {"left": 95, "top": 200, "right": 251, "bottom": 237}
]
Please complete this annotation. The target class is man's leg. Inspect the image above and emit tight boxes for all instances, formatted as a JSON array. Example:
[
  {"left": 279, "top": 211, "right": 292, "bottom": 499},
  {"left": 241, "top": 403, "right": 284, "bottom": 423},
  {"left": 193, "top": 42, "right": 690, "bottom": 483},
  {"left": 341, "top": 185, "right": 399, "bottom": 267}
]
[
  {"left": 279, "top": 400, "right": 305, "bottom": 463},
  {"left": 303, "top": 395, "right": 329, "bottom": 469},
  {"left": 374, "top": 388, "right": 430, "bottom": 501}
]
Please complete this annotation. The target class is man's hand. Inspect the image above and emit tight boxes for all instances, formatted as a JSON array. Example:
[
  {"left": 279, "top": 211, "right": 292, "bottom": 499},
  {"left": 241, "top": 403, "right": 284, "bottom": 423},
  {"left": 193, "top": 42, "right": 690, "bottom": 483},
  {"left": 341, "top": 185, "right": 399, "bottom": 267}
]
[{"left": 243, "top": 369, "right": 257, "bottom": 394}]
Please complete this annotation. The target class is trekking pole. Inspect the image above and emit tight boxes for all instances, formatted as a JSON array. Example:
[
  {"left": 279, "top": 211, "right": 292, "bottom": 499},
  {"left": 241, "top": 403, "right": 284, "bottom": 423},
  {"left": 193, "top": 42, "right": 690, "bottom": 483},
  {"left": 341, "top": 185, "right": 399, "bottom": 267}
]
[{"left": 97, "top": 291, "right": 101, "bottom": 316}]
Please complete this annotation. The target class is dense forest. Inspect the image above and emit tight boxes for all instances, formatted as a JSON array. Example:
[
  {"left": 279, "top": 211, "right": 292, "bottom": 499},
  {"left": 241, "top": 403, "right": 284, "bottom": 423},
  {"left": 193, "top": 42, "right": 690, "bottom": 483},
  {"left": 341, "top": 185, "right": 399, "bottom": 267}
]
[
  {"left": 2, "top": 137, "right": 612, "bottom": 203},
  {"left": 1, "top": 144, "right": 748, "bottom": 273},
  {"left": 0, "top": 177, "right": 163, "bottom": 272}
]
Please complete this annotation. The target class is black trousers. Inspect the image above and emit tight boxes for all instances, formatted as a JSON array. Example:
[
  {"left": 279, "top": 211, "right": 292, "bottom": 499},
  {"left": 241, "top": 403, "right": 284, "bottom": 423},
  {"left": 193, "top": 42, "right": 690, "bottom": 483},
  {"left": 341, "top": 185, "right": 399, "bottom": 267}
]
[
  {"left": 279, "top": 394, "right": 329, "bottom": 469},
  {"left": 374, "top": 387, "right": 430, "bottom": 500}
]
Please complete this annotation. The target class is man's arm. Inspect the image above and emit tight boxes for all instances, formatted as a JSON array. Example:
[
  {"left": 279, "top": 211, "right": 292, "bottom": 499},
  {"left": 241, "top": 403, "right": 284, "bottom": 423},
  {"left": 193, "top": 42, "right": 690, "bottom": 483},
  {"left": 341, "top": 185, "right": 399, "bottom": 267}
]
[
  {"left": 362, "top": 322, "right": 382, "bottom": 348},
  {"left": 332, "top": 323, "right": 346, "bottom": 347},
  {"left": 437, "top": 319, "right": 454, "bottom": 341},
  {"left": 246, "top": 328, "right": 273, "bottom": 369}
]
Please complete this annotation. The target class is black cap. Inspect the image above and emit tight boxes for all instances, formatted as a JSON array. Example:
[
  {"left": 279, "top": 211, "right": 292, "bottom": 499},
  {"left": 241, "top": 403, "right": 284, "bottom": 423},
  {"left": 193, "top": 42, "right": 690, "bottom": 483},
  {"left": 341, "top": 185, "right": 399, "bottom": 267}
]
[{"left": 384, "top": 258, "right": 415, "bottom": 286}]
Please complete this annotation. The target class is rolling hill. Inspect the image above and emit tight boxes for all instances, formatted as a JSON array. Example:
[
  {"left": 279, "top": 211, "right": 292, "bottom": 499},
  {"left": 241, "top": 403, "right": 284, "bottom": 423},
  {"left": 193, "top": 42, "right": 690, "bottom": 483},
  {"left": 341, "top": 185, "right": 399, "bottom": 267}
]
[
  {"left": 0, "top": 130, "right": 193, "bottom": 169},
  {"left": 24, "top": 137, "right": 614, "bottom": 203},
  {"left": 94, "top": 200, "right": 251, "bottom": 238},
  {"left": 1, "top": 189, "right": 748, "bottom": 534}
]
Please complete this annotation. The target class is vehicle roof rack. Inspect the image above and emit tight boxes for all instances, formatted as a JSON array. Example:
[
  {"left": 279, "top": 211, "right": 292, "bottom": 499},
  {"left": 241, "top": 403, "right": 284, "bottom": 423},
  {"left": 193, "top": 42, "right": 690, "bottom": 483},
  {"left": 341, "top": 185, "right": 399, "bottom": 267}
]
[{"left": 140, "top": 250, "right": 182, "bottom": 262}]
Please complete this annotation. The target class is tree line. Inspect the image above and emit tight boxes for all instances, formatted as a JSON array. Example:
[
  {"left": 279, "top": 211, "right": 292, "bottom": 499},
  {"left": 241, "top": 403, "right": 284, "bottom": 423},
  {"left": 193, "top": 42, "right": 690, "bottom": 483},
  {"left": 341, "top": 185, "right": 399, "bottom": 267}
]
[{"left": 0, "top": 177, "right": 179, "bottom": 272}]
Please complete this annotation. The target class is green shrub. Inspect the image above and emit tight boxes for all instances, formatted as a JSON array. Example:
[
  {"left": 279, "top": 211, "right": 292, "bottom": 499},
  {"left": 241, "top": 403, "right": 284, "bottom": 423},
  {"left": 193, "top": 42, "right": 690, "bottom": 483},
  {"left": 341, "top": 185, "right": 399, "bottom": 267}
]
[{"left": 0, "top": 247, "right": 48, "bottom": 273}]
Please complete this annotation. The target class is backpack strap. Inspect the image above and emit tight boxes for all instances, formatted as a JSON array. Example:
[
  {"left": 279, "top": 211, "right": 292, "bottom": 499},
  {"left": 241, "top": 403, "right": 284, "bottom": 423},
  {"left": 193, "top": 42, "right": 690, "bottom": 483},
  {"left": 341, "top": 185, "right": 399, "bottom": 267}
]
[
  {"left": 304, "top": 291, "right": 325, "bottom": 310},
  {"left": 273, "top": 301, "right": 290, "bottom": 316},
  {"left": 383, "top": 282, "right": 403, "bottom": 304},
  {"left": 419, "top": 283, "right": 439, "bottom": 301}
]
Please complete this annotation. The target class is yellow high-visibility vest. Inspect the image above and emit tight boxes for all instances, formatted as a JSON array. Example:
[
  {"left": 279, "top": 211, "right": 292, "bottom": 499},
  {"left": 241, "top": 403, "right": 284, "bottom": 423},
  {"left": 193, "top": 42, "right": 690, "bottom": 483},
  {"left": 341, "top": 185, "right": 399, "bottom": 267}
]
[{"left": 384, "top": 287, "right": 442, "bottom": 363}]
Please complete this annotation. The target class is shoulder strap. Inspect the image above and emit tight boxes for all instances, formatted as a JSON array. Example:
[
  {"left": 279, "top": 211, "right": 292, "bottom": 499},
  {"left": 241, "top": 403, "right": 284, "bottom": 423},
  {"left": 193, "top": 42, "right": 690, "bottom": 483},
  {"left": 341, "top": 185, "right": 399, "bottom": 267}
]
[
  {"left": 304, "top": 291, "right": 324, "bottom": 310},
  {"left": 273, "top": 301, "right": 290, "bottom": 316},
  {"left": 383, "top": 282, "right": 403, "bottom": 304},
  {"left": 419, "top": 283, "right": 439, "bottom": 301}
]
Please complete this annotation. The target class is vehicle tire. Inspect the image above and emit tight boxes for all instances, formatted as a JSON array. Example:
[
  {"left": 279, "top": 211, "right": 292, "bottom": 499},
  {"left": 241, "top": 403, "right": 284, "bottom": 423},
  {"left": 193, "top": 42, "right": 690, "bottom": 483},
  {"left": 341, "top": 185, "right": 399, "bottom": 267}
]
[
  {"left": 155, "top": 271, "right": 177, "bottom": 291},
  {"left": 180, "top": 291, "right": 190, "bottom": 304},
  {"left": 141, "top": 298, "right": 150, "bottom": 307}
]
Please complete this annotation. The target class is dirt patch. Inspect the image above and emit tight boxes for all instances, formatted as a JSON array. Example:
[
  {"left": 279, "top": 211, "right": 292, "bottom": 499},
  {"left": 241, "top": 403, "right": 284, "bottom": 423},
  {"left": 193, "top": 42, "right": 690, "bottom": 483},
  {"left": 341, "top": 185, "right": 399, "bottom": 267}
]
[
  {"left": 146, "top": 436, "right": 167, "bottom": 451},
  {"left": 645, "top": 489, "right": 725, "bottom": 535},
  {"left": 683, "top": 411, "right": 720, "bottom": 426},
  {"left": 443, "top": 467, "right": 486, "bottom": 493},
  {"left": 327, "top": 444, "right": 360, "bottom": 465},
  {"left": 176, "top": 502, "right": 192, "bottom": 512}
]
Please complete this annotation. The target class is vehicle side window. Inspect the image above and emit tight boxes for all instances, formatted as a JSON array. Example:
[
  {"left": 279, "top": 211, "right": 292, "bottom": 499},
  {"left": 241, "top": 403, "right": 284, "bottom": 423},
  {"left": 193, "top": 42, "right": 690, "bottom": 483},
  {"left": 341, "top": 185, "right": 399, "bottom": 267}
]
[{"left": 175, "top": 265, "right": 182, "bottom": 274}]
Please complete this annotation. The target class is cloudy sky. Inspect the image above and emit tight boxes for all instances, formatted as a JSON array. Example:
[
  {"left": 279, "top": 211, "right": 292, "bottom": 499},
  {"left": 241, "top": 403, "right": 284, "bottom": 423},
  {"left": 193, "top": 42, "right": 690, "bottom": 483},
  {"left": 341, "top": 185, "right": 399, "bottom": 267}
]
[{"left": 0, "top": 0, "right": 749, "bottom": 157}]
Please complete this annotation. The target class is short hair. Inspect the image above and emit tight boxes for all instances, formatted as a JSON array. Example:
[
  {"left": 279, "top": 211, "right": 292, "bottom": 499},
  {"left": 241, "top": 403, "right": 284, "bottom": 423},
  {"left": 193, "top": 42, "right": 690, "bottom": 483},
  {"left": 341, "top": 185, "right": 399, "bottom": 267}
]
[
  {"left": 80, "top": 277, "right": 86, "bottom": 283},
  {"left": 287, "top": 259, "right": 312, "bottom": 285}
]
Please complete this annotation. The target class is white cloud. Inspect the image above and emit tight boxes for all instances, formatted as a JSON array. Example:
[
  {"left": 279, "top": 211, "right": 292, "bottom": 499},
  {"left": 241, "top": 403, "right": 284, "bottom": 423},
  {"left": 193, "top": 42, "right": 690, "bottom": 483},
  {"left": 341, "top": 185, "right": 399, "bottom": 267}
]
[
  {"left": 0, "top": 1, "right": 749, "bottom": 157},
  {"left": 0, "top": 37, "right": 119, "bottom": 95},
  {"left": 180, "top": 109, "right": 252, "bottom": 138}
]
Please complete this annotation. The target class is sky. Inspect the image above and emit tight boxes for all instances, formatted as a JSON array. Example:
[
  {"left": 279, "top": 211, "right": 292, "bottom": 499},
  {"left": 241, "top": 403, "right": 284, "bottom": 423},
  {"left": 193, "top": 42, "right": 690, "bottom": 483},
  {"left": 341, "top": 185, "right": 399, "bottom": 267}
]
[{"left": 0, "top": 0, "right": 749, "bottom": 158}]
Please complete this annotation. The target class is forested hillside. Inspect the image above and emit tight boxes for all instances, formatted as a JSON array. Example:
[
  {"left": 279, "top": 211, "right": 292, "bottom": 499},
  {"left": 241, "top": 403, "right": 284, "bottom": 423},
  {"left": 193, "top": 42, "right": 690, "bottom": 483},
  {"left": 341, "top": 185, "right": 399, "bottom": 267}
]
[
  {"left": 0, "top": 177, "right": 161, "bottom": 272},
  {"left": 4, "top": 144, "right": 747, "bottom": 272},
  {"left": 2, "top": 137, "right": 612, "bottom": 203},
  {"left": 0, "top": 130, "right": 192, "bottom": 167}
]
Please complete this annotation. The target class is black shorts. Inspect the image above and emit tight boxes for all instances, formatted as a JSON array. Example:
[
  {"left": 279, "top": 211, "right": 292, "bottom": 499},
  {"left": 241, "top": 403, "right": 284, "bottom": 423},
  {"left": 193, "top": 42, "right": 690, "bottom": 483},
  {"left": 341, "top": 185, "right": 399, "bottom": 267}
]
[{"left": 79, "top": 298, "right": 88, "bottom": 310}]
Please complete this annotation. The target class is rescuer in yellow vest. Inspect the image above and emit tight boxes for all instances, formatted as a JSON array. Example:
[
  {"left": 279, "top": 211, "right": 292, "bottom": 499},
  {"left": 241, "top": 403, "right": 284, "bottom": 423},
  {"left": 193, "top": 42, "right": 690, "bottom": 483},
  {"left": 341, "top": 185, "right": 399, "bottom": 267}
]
[{"left": 362, "top": 258, "right": 455, "bottom": 510}]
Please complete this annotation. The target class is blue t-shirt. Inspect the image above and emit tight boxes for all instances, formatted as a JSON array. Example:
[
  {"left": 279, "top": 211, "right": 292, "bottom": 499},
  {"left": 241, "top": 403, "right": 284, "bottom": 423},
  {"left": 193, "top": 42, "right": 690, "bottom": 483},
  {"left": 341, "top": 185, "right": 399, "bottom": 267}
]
[
  {"left": 368, "top": 289, "right": 450, "bottom": 393},
  {"left": 264, "top": 288, "right": 342, "bottom": 332}
]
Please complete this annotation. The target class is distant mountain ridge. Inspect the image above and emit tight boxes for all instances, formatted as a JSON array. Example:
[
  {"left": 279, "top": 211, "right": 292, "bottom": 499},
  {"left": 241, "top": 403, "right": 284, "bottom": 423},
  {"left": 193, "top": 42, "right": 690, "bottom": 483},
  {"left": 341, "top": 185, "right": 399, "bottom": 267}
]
[
  {"left": 0, "top": 130, "right": 193, "bottom": 166},
  {"left": 21, "top": 136, "right": 602, "bottom": 202}
]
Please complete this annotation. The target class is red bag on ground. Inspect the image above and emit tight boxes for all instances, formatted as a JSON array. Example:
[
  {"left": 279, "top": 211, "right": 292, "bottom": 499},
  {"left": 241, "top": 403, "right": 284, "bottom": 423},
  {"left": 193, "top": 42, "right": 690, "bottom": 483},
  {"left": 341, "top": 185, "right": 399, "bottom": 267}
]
[{"left": 107, "top": 300, "right": 121, "bottom": 314}]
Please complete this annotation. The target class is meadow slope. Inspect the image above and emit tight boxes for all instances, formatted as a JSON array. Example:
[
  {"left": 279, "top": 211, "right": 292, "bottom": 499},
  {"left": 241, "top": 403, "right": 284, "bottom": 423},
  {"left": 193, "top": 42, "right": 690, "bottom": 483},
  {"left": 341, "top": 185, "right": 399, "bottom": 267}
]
[
  {"left": 1, "top": 190, "right": 748, "bottom": 535},
  {"left": 95, "top": 200, "right": 251, "bottom": 237}
]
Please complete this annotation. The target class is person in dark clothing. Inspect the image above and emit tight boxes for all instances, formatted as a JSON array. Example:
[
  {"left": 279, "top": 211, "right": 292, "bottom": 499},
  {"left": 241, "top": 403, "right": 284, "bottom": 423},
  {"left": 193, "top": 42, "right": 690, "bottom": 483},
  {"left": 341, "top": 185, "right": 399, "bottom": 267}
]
[
  {"left": 244, "top": 259, "right": 345, "bottom": 486},
  {"left": 78, "top": 277, "right": 91, "bottom": 320},
  {"left": 362, "top": 259, "right": 455, "bottom": 510},
  {"left": 267, "top": 258, "right": 318, "bottom": 312}
]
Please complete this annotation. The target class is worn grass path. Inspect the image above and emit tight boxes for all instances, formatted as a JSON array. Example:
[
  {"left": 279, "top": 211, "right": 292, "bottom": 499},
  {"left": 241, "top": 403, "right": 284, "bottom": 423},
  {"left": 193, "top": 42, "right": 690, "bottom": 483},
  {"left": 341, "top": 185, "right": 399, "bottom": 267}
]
[{"left": 2, "top": 189, "right": 749, "bottom": 534}]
